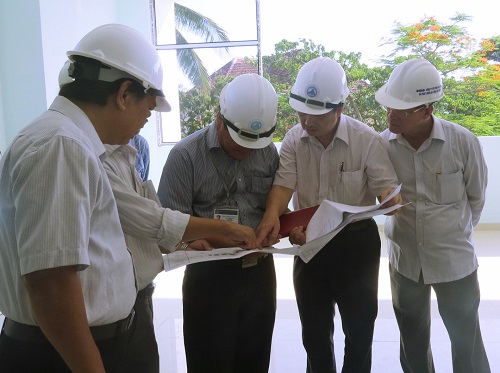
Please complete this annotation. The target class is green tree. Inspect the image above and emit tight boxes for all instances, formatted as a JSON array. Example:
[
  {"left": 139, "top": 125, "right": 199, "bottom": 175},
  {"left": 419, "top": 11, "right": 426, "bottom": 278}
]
[
  {"left": 380, "top": 13, "right": 500, "bottom": 135},
  {"left": 179, "top": 75, "right": 232, "bottom": 137},
  {"left": 174, "top": 3, "right": 229, "bottom": 93},
  {"left": 263, "top": 39, "right": 392, "bottom": 136},
  {"left": 178, "top": 14, "right": 500, "bottom": 139}
]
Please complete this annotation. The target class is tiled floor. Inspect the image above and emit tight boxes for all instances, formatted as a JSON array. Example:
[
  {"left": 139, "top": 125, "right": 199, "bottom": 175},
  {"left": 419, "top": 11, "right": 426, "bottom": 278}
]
[{"left": 153, "top": 229, "right": 500, "bottom": 373}]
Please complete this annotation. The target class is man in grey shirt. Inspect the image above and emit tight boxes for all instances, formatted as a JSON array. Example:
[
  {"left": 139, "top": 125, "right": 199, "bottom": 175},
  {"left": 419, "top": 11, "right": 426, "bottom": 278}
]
[
  {"left": 158, "top": 73, "right": 279, "bottom": 373},
  {"left": 376, "top": 58, "right": 490, "bottom": 373}
]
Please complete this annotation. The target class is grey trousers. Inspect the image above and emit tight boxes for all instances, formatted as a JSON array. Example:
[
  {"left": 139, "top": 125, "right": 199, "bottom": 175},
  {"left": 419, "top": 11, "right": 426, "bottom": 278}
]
[{"left": 390, "top": 265, "right": 490, "bottom": 373}]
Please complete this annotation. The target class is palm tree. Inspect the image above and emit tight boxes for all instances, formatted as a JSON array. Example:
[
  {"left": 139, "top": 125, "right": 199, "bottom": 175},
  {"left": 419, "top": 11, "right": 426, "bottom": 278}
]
[{"left": 174, "top": 3, "right": 230, "bottom": 92}]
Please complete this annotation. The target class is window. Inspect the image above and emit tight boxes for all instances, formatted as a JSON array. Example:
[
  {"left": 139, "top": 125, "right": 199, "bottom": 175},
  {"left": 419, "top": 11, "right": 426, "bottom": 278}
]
[{"left": 150, "top": 0, "right": 262, "bottom": 144}]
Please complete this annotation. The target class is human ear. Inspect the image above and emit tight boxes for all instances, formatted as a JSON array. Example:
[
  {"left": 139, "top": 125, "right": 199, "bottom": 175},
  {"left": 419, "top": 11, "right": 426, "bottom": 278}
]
[{"left": 116, "top": 80, "right": 133, "bottom": 110}]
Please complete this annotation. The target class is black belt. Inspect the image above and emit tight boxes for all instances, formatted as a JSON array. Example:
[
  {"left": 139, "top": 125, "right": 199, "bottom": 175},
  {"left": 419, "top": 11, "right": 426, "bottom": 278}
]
[
  {"left": 188, "top": 253, "right": 271, "bottom": 270},
  {"left": 2, "top": 309, "right": 135, "bottom": 343}
]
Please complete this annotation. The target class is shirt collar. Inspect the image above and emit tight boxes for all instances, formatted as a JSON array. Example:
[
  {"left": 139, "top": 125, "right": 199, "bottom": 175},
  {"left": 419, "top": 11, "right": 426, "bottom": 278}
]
[
  {"left": 299, "top": 114, "right": 349, "bottom": 148},
  {"left": 50, "top": 96, "right": 107, "bottom": 160},
  {"left": 206, "top": 121, "right": 222, "bottom": 150},
  {"left": 390, "top": 114, "right": 445, "bottom": 145}
]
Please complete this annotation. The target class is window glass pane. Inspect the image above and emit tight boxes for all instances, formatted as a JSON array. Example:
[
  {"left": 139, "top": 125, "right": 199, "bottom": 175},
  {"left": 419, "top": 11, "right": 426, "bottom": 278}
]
[{"left": 154, "top": 0, "right": 257, "bottom": 46}]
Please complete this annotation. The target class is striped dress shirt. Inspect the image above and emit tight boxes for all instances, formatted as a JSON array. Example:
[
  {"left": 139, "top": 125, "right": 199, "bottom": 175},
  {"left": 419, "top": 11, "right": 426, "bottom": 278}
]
[
  {"left": 157, "top": 122, "right": 279, "bottom": 230},
  {"left": 275, "top": 115, "right": 399, "bottom": 210},
  {"left": 104, "top": 144, "right": 190, "bottom": 289},
  {"left": 381, "top": 116, "right": 488, "bottom": 284},
  {"left": 0, "top": 96, "right": 136, "bottom": 325}
]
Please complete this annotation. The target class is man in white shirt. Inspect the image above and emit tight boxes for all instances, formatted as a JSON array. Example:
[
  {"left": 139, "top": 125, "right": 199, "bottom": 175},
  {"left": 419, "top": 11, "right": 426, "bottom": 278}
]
[
  {"left": 0, "top": 24, "right": 165, "bottom": 373},
  {"left": 257, "top": 57, "right": 400, "bottom": 373},
  {"left": 376, "top": 58, "right": 490, "bottom": 373}
]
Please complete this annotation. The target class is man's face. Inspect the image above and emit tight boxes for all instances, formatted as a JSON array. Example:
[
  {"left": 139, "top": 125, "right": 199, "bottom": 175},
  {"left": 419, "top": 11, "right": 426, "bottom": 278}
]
[
  {"left": 384, "top": 105, "right": 429, "bottom": 135},
  {"left": 115, "top": 91, "right": 157, "bottom": 145},
  {"left": 216, "top": 115, "right": 254, "bottom": 161},
  {"left": 297, "top": 108, "right": 341, "bottom": 139}
]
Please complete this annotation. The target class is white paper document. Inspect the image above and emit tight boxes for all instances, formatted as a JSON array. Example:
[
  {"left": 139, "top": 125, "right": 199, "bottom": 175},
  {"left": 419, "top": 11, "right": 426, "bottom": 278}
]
[
  {"left": 162, "top": 185, "right": 404, "bottom": 271},
  {"left": 163, "top": 246, "right": 300, "bottom": 272},
  {"left": 299, "top": 184, "right": 404, "bottom": 262}
]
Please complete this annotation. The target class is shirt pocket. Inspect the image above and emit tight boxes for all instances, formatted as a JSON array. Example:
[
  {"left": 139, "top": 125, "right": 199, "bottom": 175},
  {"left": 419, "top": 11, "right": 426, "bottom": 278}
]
[
  {"left": 337, "top": 169, "right": 366, "bottom": 201},
  {"left": 436, "top": 170, "right": 464, "bottom": 204},
  {"left": 251, "top": 176, "right": 274, "bottom": 195}
]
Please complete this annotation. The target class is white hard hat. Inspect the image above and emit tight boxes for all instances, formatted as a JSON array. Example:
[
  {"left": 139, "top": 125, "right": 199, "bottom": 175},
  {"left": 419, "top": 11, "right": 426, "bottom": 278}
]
[
  {"left": 220, "top": 73, "right": 278, "bottom": 149},
  {"left": 67, "top": 23, "right": 171, "bottom": 112},
  {"left": 375, "top": 58, "right": 444, "bottom": 110},
  {"left": 289, "top": 57, "right": 350, "bottom": 115},
  {"left": 58, "top": 60, "right": 74, "bottom": 87}
]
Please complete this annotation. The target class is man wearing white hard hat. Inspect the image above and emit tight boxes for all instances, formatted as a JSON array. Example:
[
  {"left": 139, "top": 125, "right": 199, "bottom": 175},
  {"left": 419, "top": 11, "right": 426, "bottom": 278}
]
[
  {"left": 376, "top": 58, "right": 490, "bottom": 373},
  {"left": 0, "top": 23, "right": 160, "bottom": 373},
  {"left": 158, "top": 73, "right": 279, "bottom": 372},
  {"left": 257, "top": 56, "right": 401, "bottom": 372}
]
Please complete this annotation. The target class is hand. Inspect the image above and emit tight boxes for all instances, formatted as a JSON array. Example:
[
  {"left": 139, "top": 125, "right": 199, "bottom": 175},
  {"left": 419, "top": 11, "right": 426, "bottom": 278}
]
[
  {"left": 224, "top": 222, "right": 261, "bottom": 250},
  {"left": 256, "top": 213, "right": 281, "bottom": 247},
  {"left": 185, "top": 239, "right": 213, "bottom": 251},
  {"left": 289, "top": 226, "right": 306, "bottom": 245},
  {"left": 378, "top": 188, "right": 402, "bottom": 216}
]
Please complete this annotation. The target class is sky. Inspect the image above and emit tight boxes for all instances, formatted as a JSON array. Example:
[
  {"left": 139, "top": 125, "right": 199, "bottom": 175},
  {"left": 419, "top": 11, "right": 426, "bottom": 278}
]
[{"left": 173, "top": 0, "right": 498, "bottom": 72}]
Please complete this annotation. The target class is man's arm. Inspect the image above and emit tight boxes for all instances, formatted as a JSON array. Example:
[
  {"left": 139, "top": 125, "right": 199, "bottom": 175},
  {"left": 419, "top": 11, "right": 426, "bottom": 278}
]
[
  {"left": 256, "top": 184, "right": 295, "bottom": 245},
  {"left": 183, "top": 216, "right": 260, "bottom": 249},
  {"left": 106, "top": 168, "right": 189, "bottom": 251},
  {"left": 106, "top": 152, "right": 259, "bottom": 251},
  {"left": 464, "top": 136, "right": 488, "bottom": 226},
  {"left": 24, "top": 266, "right": 105, "bottom": 373}
]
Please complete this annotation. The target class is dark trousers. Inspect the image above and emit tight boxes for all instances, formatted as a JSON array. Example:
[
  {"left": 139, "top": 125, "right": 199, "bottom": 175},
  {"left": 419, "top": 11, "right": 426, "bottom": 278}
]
[
  {"left": 0, "top": 320, "right": 131, "bottom": 373},
  {"left": 293, "top": 219, "right": 380, "bottom": 373},
  {"left": 182, "top": 254, "right": 276, "bottom": 373},
  {"left": 125, "top": 282, "right": 159, "bottom": 373},
  {"left": 390, "top": 265, "right": 491, "bottom": 373}
]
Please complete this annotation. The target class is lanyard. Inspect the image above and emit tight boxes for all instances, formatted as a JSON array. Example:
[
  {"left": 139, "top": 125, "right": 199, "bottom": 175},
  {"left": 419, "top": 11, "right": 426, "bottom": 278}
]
[{"left": 209, "top": 150, "right": 242, "bottom": 199}]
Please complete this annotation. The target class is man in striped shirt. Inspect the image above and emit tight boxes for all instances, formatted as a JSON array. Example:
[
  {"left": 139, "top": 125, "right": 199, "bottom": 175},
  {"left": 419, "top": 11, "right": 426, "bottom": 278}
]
[{"left": 158, "top": 74, "right": 280, "bottom": 373}]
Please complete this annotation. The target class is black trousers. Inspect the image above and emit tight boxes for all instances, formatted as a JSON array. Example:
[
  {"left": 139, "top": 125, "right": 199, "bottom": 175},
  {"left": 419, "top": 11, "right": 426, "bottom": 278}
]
[
  {"left": 0, "top": 318, "right": 132, "bottom": 373},
  {"left": 182, "top": 254, "right": 276, "bottom": 373},
  {"left": 293, "top": 219, "right": 380, "bottom": 373},
  {"left": 124, "top": 282, "right": 159, "bottom": 373}
]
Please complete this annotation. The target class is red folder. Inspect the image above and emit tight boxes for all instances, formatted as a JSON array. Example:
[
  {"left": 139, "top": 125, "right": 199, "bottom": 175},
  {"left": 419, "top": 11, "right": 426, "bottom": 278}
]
[{"left": 278, "top": 205, "right": 320, "bottom": 238}]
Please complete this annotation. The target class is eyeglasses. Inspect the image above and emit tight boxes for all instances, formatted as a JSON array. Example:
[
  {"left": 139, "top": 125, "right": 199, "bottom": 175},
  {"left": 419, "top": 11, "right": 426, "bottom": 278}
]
[{"left": 384, "top": 105, "right": 427, "bottom": 119}]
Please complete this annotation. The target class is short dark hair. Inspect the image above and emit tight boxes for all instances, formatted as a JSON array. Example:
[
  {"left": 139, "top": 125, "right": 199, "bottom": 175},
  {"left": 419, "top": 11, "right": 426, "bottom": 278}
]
[{"left": 59, "top": 56, "right": 147, "bottom": 106}]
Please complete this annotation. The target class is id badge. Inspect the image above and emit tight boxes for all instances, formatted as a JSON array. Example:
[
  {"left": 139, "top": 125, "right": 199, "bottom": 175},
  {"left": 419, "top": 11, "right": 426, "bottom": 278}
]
[{"left": 214, "top": 208, "right": 239, "bottom": 223}]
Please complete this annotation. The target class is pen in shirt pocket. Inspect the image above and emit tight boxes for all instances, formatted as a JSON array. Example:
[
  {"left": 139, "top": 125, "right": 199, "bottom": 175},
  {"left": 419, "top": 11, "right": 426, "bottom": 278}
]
[{"left": 339, "top": 162, "right": 345, "bottom": 182}]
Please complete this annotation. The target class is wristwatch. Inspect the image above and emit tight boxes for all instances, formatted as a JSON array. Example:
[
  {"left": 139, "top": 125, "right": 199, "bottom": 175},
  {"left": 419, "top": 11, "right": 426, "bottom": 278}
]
[{"left": 175, "top": 242, "right": 190, "bottom": 251}]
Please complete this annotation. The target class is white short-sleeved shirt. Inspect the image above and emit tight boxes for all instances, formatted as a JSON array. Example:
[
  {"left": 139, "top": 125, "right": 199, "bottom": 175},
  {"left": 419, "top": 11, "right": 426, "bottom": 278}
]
[
  {"left": 381, "top": 116, "right": 488, "bottom": 284},
  {"left": 104, "top": 144, "right": 190, "bottom": 289},
  {"left": 274, "top": 114, "right": 399, "bottom": 210},
  {"left": 0, "top": 96, "right": 136, "bottom": 326}
]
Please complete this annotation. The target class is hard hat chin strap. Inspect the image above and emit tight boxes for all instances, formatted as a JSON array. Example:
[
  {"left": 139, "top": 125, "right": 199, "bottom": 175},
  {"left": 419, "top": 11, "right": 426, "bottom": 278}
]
[
  {"left": 290, "top": 93, "right": 343, "bottom": 110},
  {"left": 223, "top": 116, "right": 275, "bottom": 142}
]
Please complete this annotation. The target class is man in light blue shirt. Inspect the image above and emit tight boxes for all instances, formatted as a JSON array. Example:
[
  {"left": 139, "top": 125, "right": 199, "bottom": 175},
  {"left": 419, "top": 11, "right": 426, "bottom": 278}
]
[
  {"left": 129, "top": 134, "right": 150, "bottom": 181},
  {"left": 376, "top": 58, "right": 490, "bottom": 373}
]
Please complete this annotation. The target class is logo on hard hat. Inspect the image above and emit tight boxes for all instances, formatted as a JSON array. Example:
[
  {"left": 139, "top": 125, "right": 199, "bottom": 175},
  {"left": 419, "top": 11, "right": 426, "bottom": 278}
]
[
  {"left": 306, "top": 86, "right": 318, "bottom": 98},
  {"left": 250, "top": 121, "right": 263, "bottom": 131}
]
